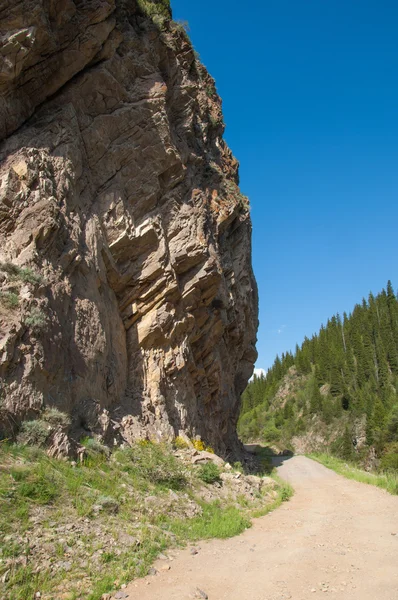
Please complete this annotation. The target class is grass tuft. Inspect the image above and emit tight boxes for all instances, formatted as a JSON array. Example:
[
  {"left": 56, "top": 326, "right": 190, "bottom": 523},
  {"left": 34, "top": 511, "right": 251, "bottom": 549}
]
[
  {"left": 197, "top": 462, "right": 220, "bottom": 484},
  {"left": 164, "top": 502, "right": 251, "bottom": 540}
]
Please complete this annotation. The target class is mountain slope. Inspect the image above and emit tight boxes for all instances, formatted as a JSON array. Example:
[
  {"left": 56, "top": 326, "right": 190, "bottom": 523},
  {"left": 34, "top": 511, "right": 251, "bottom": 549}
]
[{"left": 238, "top": 282, "right": 398, "bottom": 471}]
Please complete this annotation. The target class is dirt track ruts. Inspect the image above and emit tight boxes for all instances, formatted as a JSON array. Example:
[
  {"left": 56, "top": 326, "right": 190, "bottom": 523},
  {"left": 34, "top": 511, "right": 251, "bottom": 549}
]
[{"left": 125, "top": 455, "right": 398, "bottom": 600}]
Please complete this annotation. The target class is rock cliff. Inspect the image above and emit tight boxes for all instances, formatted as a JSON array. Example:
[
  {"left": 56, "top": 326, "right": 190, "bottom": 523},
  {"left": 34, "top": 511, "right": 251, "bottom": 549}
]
[{"left": 0, "top": 0, "right": 258, "bottom": 457}]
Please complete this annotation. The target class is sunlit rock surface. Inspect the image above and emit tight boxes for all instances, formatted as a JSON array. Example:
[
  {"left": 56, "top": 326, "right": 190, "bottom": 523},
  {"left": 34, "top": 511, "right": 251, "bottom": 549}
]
[{"left": 0, "top": 0, "right": 258, "bottom": 456}]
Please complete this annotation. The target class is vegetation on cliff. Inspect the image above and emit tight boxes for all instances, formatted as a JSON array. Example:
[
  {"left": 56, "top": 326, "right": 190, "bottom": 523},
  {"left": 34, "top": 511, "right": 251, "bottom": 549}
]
[{"left": 238, "top": 281, "right": 398, "bottom": 474}]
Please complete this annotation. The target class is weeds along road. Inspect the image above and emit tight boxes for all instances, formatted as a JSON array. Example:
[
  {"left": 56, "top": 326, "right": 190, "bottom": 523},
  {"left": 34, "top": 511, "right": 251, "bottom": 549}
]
[{"left": 125, "top": 456, "right": 398, "bottom": 600}]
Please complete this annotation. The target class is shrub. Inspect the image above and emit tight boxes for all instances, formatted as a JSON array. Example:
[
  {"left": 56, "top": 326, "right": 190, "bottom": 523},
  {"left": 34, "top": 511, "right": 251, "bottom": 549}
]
[
  {"left": 232, "top": 461, "right": 243, "bottom": 473},
  {"left": 206, "top": 86, "right": 215, "bottom": 98},
  {"left": 192, "top": 439, "right": 205, "bottom": 451},
  {"left": 121, "top": 442, "right": 187, "bottom": 489},
  {"left": 197, "top": 462, "right": 220, "bottom": 484},
  {"left": 0, "top": 262, "right": 20, "bottom": 277},
  {"left": 18, "top": 420, "right": 50, "bottom": 446},
  {"left": 262, "top": 419, "right": 281, "bottom": 443},
  {"left": 81, "top": 437, "right": 110, "bottom": 457},
  {"left": 136, "top": 0, "right": 171, "bottom": 20},
  {"left": 24, "top": 307, "right": 47, "bottom": 331},
  {"left": 18, "top": 267, "right": 43, "bottom": 285},
  {"left": 279, "top": 480, "right": 294, "bottom": 501},
  {"left": 173, "top": 436, "right": 190, "bottom": 450},
  {"left": 0, "top": 291, "right": 19, "bottom": 309},
  {"left": 172, "top": 19, "right": 190, "bottom": 38},
  {"left": 152, "top": 13, "right": 167, "bottom": 30},
  {"left": 174, "top": 19, "right": 189, "bottom": 32},
  {"left": 380, "top": 443, "right": 398, "bottom": 472},
  {"left": 0, "top": 262, "right": 43, "bottom": 285},
  {"left": 96, "top": 495, "right": 119, "bottom": 514},
  {"left": 380, "top": 452, "right": 398, "bottom": 471},
  {"left": 209, "top": 115, "right": 220, "bottom": 128},
  {"left": 42, "top": 408, "right": 71, "bottom": 429}
]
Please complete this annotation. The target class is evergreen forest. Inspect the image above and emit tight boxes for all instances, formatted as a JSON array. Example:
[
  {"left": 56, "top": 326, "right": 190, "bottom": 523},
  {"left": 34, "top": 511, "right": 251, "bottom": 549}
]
[{"left": 238, "top": 281, "right": 398, "bottom": 471}]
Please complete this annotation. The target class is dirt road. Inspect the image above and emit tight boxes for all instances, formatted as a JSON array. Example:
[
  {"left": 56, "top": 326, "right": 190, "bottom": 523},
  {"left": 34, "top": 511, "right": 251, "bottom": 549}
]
[{"left": 125, "top": 456, "right": 398, "bottom": 600}]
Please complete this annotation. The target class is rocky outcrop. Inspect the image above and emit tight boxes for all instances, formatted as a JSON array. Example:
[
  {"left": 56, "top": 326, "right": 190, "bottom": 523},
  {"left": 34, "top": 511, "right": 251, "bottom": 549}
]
[{"left": 0, "top": 0, "right": 258, "bottom": 456}]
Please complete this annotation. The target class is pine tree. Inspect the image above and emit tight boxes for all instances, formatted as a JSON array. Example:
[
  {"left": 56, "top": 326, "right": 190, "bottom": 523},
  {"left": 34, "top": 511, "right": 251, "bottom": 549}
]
[
  {"left": 309, "top": 378, "right": 323, "bottom": 414},
  {"left": 340, "top": 425, "right": 354, "bottom": 460}
]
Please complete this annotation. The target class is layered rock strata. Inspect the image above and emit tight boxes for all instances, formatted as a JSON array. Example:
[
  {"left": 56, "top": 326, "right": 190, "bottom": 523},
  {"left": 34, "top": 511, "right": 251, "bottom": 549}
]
[{"left": 0, "top": 0, "right": 258, "bottom": 456}]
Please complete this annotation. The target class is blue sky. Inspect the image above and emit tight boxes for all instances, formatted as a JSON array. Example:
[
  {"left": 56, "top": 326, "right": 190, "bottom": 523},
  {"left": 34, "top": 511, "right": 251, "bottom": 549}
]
[{"left": 170, "top": 0, "right": 398, "bottom": 372}]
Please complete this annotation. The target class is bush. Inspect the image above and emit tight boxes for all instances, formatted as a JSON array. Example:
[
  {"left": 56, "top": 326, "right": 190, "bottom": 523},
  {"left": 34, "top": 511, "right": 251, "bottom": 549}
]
[
  {"left": 96, "top": 495, "right": 119, "bottom": 514},
  {"left": 380, "top": 452, "right": 398, "bottom": 471},
  {"left": 81, "top": 437, "right": 110, "bottom": 457},
  {"left": 18, "top": 267, "right": 43, "bottom": 285},
  {"left": 209, "top": 114, "right": 222, "bottom": 128},
  {"left": 174, "top": 19, "right": 189, "bottom": 32},
  {"left": 0, "top": 262, "right": 19, "bottom": 277},
  {"left": 18, "top": 420, "right": 50, "bottom": 446},
  {"left": 206, "top": 86, "right": 215, "bottom": 98},
  {"left": 151, "top": 13, "right": 167, "bottom": 30},
  {"left": 262, "top": 419, "right": 281, "bottom": 443},
  {"left": 197, "top": 462, "right": 220, "bottom": 484},
  {"left": 232, "top": 461, "right": 243, "bottom": 473},
  {"left": 380, "top": 443, "right": 398, "bottom": 472},
  {"left": 0, "top": 291, "right": 19, "bottom": 309},
  {"left": 42, "top": 408, "right": 71, "bottom": 428},
  {"left": 172, "top": 19, "right": 190, "bottom": 39},
  {"left": 193, "top": 439, "right": 205, "bottom": 451},
  {"left": 121, "top": 442, "right": 187, "bottom": 489},
  {"left": 0, "top": 262, "right": 43, "bottom": 285},
  {"left": 173, "top": 436, "right": 190, "bottom": 450},
  {"left": 136, "top": 0, "right": 171, "bottom": 20},
  {"left": 279, "top": 480, "right": 294, "bottom": 501},
  {"left": 24, "top": 306, "right": 47, "bottom": 331}
]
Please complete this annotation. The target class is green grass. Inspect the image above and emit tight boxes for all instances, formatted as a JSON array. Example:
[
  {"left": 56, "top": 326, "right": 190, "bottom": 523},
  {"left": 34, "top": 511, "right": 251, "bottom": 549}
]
[
  {"left": 164, "top": 502, "right": 251, "bottom": 541},
  {"left": 309, "top": 452, "right": 398, "bottom": 495},
  {"left": 0, "top": 441, "right": 293, "bottom": 600}
]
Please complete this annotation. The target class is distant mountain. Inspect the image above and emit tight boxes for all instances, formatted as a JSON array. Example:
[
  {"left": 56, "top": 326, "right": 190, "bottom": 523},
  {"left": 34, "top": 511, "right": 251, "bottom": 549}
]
[{"left": 238, "top": 281, "right": 398, "bottom": 471}]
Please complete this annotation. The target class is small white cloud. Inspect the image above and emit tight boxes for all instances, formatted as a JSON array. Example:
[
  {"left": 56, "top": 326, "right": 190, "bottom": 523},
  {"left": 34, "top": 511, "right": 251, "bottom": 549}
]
[
  {"left": 277, "top": 324, "right": 287, "bottom": 334},
  {"left": 250, "top": 368, "right": 266, "bottom": 381}
]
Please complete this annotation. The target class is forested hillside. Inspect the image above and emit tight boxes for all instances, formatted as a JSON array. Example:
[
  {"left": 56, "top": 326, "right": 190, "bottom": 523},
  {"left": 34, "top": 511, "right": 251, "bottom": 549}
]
[{"left": 238, "top": 282, "right": 398, "bottom": 471}]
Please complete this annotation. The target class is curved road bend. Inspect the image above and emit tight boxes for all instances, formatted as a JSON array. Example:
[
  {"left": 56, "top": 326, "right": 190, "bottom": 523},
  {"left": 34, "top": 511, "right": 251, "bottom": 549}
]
[{"left": 125, "top": 455, "right": 398, "bottom": 600}]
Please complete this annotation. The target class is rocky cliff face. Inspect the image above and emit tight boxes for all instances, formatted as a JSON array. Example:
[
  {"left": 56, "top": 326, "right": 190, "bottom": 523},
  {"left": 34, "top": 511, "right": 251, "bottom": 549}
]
[{"left": 0, "top": 0, "right": 258, "bottom": 457}]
